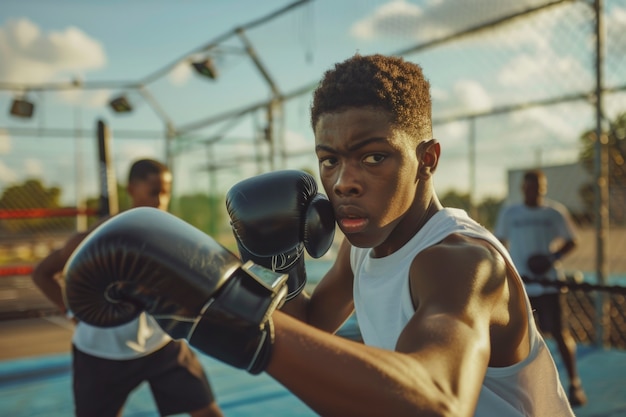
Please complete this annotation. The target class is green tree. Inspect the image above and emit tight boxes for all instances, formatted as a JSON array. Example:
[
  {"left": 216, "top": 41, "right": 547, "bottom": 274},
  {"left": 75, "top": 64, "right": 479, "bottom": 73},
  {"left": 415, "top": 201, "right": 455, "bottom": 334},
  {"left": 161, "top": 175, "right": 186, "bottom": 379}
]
[
  {"left": 84, "top": 183, "right": 128, "bottom": 216},
  {"left": 0, "top": 179, "right": 73, "bottom": 233},
  {"left": 171, "top": 193, "right": 225, "bottom": 237},
  {"left": 85, "top": 186, "right": 226, "bottom": 237},
  {"left": 578, "top": 111, "right": 626, "bottom": 224},
  {"left": 477, "top": 197, "right": 504, "bottom": 231},
  {"left": 440, "top": 189, "right": 470, "bottom": 212},
  {"left": 0, "top": 179, "right": 61, "bottom": 210},
  {"left": 439, "top": 189, "right": 503, "bottom": 230}
]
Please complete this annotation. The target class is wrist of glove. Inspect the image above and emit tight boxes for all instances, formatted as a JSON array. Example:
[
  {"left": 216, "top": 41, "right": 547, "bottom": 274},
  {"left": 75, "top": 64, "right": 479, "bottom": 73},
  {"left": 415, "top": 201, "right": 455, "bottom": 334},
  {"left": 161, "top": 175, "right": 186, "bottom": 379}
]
[
  {"left": 235, "top": 241, "right": 307, "bottom": 301},
  {"left": 186, "top": 261, "right": 287, "bottom": 374}
]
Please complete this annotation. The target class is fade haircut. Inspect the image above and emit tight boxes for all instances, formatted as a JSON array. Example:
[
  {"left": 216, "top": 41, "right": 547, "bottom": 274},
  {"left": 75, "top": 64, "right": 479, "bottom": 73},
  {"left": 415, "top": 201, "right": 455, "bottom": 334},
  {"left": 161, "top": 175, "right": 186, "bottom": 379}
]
[
  {"left": 310, "top": 54, "right": 432, "bottom": 142},
  {"left": 128, "top": 158, "right": 170, "bottom": 184},
  {"left": 523, "top": 169, "right": 545, "bottom": 183}
]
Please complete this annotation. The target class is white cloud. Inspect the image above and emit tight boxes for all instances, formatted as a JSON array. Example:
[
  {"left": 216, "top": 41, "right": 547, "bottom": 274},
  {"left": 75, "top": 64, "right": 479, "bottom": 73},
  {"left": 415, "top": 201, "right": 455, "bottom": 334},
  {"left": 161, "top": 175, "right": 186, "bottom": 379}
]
[
  {"left": 613, "top": 5, "right": 626, "bottom": 23},
  {"left": 56, "top": 89, "right": 111, "bottom": 108},
  {"left": 0, "top": 130, "right": 16, "bottom": 185},
  {"left": 430, "top": 86, "right": 448, "bottom": 101},
  {"left": 284, "top": 129, "right": 312, "bottom": 152},
  {"left": 24, "top": 158, "right": 43, "bottom": 177},
  {"left": 115, "top": 142, "right": 165, "bottom": 172},
  {"left": 87, "top": 90, "right": 112, "bottom": 107},
  {"left": 350, "top": 1, "right": 424, "bottom": 40},
  {"left": 0, "top": 18, "right": 106, "bottom": 84},
  {"left": 0, "top": 129, "right": 11, "bottom": 154},
  {"left": 454, "top": 80, "right": 492, "bottom": 113},
  {"left": 607, "top": 6, "right": 626, "bottom": 56},
  {"left": 434, "top": 120, "right": 467, "bottom": 145},
  {"left": 168, "top": 61, "right": 193, "bottom": 86},
  {"left": 0, "top": 161, "right": 17, "bottom": 184},
  {"left": 350, "top": 0, "right": 556, "bottom": 42},
  {"left": 510, "top": 107, "right": 579, "bottom": 142},
  {"left": 498, "top": 52, "right": 586, "bottom": 87},
  {"left": 434, "top": 79, "right": 493, "bottom": 115}
]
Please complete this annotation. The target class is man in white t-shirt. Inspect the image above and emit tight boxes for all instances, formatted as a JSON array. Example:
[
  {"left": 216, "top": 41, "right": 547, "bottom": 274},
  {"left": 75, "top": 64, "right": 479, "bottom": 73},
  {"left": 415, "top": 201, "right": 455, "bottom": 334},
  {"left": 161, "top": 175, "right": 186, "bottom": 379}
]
[
  {"left": 32, "top": 159, "right": 224, "bottom": 417},
  {"left": 495, "top": 169, "right": 586, "bottom": 407}
]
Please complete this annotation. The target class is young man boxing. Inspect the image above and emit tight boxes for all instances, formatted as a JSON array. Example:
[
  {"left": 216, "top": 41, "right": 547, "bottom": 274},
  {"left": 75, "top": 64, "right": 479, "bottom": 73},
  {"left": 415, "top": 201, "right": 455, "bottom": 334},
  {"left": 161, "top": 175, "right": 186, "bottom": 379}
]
[{"left": 63, "top": 55, "right": 575, "bottom": 416}]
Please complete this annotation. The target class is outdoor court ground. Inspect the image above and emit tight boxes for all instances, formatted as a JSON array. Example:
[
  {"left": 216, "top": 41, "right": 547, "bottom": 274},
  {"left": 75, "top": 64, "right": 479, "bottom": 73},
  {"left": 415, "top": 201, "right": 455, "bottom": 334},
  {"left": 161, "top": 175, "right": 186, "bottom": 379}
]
[{"left": 1, "top": 314, "right": 626, "bottom": 417}]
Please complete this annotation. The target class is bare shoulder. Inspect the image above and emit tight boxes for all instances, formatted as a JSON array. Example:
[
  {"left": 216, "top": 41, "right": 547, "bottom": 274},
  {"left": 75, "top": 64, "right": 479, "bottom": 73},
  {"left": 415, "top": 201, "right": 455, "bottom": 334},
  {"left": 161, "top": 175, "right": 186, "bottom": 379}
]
[
  {"left": 409, "top": 234, "right": 507, "bottom": 309},
  {"left": 59, "top": 217, "right": 110, "bottom": 259},
  {"left": 405, "top": 233, "right": 530, "bottom": 367}
]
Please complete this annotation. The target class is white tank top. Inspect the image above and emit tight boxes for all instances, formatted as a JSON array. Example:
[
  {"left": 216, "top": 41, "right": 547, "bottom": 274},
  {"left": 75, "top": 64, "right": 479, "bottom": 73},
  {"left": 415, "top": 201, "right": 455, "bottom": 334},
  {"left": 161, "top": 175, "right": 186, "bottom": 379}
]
[
  {"left": 73, "top": 312, "right": 171, "bottom": 360},
  {"left": 352, "top": 208, "right": 574, "bottom": 416}
]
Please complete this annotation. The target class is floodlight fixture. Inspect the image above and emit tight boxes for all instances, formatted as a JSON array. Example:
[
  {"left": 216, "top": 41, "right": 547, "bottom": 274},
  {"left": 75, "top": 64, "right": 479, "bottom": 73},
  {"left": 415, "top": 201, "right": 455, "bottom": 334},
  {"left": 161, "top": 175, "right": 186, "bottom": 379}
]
[
  {"left": 10, "top": 97, "right": 35, "bottom": 118},
  {"left": 192, "top": 58, "right": 218, "bottom": 80},
  {"left": 109, "top": 95, "right": 133, "bottom": 113}
]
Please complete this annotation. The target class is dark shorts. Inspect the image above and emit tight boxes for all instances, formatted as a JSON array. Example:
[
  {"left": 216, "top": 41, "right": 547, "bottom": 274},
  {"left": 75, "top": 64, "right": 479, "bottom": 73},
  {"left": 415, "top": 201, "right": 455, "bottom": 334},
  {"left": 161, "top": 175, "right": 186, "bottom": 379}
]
[
  {"left": 72, "top": 340, "right": 215, "bottom": 417},
  {"left": 529, "top": 292, "right": 563, "bottom": 334}
]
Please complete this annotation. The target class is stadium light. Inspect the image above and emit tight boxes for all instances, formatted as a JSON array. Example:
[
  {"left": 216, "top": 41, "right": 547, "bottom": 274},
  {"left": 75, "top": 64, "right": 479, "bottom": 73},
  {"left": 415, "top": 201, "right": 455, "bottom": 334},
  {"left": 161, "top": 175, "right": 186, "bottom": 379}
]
[
  {"left": 9, "top": 97, "right": 35, "bottom": 118},
  {"left": 109, "top": 95, "right": 133, "bottom": 113},
  {"left": 192, "top": 58, "right": 218, "bottom": 80}
]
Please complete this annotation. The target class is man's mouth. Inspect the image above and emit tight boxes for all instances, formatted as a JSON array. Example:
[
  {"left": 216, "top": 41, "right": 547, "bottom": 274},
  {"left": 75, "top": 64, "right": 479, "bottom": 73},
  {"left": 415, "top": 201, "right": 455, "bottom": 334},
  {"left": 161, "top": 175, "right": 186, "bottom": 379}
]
[{"left": 339, "top": 216, "right": 368, "bottom": 234}]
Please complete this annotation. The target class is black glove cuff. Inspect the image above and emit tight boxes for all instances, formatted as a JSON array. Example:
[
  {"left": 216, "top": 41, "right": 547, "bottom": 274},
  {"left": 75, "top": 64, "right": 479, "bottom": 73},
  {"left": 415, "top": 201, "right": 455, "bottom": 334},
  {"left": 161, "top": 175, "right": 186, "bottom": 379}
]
[
  {"left": 187, "top": 261, "right": 286, "bottom": 374},
  {"left": 248, "top": 318, "right": 275, "bottom": 374}
]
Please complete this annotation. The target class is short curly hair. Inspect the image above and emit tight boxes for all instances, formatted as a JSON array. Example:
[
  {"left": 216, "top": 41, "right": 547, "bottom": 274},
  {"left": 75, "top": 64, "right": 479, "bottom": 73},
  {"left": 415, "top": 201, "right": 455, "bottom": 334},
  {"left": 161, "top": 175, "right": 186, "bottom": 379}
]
[
  {"left": 128, "top": 158, "right": 170, "bottom": 184},
  {"left": 310, "top": 54, "right": 432, "bottom": 141}
]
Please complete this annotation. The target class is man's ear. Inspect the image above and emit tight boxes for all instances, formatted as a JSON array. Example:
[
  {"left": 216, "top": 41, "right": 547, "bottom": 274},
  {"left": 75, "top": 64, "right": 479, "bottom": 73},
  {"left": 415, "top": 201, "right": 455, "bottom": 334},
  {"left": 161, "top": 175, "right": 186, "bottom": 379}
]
[{"left": 417, "top": 139, "right": 440, "bottom": 178}]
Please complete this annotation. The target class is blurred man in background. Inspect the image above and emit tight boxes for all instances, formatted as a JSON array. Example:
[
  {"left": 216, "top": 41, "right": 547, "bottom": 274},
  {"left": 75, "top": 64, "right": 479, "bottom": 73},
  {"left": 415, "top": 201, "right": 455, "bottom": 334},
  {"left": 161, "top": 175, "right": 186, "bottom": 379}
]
[
  {"left": 495, "top": 169, "right": 587, "bottom": 407},
  {"left": 32, "top": 158, "right": 224, "bottom": 417}
]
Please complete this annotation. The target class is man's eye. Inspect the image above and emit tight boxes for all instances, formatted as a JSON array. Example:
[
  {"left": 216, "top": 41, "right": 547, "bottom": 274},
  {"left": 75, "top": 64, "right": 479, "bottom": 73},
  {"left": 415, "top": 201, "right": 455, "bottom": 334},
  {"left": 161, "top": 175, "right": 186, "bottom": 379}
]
[
  {"left": 319, "top": 157, "right": 337, "bottom": 167},
  {"left": 363, "top": 154, "right": 385, "bottom": 164}
]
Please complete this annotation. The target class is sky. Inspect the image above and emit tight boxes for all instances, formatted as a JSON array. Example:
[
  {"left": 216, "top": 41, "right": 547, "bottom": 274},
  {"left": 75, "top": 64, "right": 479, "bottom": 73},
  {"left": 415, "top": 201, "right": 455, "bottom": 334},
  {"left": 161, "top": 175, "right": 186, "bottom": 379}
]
[{"left": 1, "top": 0, "right": 626, "bottom": 206}]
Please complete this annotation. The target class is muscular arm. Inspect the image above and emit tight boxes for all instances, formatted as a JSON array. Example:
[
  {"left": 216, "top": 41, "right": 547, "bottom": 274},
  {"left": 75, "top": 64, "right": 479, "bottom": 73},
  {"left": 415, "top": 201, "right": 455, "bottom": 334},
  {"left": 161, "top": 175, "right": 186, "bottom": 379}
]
[
  {"left": 553, "top": 238, "right": 576, "bottom": 260},
  {"left": 281, "top": 237, "right": 354, "bottom": 333},
  {"left": 267, "top": 237, "right": 510, "bottom": 417},
  {"left": 31, "top": 231, "right": 90, "bottom": 314},
  {"left": 33, "top": 214, "right": 112, "bottom": 306}
]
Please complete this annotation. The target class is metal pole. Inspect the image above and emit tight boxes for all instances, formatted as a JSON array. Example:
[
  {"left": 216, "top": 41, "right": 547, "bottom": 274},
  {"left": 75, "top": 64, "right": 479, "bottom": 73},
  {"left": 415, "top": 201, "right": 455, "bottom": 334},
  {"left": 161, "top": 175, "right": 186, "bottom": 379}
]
[
  {"left": 74, "top": 107, "right": 87, "bottom": 232},
  {"left": 593, "top": 0, "right": 610, "bottom": 348},
  {"left": 267, "top": 103, "right": 275, "bottom": 171},
  {"left": 236, "top": 28, "right": 283, "bottom": 171},
  {"left": 206, "top": 143, "right": 217, "bottom": 237},
  {"left": 469, "top": 117, "right": 478, "bottom": 220},
  {"left": 164, "top": 122, "right": 178, "bottom": 214}
]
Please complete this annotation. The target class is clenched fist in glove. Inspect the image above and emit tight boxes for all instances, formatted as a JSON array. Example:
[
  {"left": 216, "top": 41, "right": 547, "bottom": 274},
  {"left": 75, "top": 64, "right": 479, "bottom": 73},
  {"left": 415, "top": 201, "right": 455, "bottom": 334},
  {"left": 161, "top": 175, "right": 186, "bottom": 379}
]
[
  {"left": 226, "top": 170, "right": 336, "bottom": 300},
  {"left": 63, "top": 207, "right": 288, "bottom": 374}
]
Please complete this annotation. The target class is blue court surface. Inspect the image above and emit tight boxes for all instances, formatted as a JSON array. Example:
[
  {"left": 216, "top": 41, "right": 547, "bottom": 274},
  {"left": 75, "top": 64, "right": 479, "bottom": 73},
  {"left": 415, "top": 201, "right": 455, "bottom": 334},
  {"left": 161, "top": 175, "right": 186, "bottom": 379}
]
[{"left": 1, "top": 336, "right": 625, "bottom": 417}]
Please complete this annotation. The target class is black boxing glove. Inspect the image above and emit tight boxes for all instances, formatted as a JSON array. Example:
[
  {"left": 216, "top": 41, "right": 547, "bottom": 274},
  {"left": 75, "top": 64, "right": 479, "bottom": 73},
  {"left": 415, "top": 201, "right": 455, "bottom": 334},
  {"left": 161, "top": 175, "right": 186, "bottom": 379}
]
[
  {"left": 225, "top": 170, "right": 336, "bottom": 300},
  {"left": 527, "top": 252, "right": 557, "bottom": 276},
  {"left": 63, "top": 207, "right": 287, "bottom": 374}
]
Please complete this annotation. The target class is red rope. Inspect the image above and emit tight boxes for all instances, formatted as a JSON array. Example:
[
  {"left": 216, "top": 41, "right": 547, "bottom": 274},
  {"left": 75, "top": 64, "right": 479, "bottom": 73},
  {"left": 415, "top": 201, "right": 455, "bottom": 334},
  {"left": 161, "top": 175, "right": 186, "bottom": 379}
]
[
  {"left": 0, "top": 207, "right": 98, "bottom": 219},
  {"left": 0, "top": 265, "right": 34, "bottom": 277}
]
